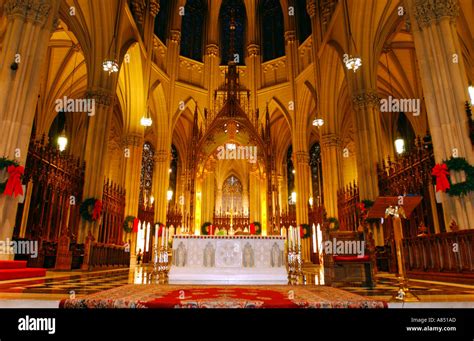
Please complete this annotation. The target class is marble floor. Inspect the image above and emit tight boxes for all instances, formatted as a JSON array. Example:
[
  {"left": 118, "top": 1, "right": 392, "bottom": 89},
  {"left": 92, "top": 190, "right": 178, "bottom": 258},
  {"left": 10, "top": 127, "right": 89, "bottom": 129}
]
[{"left": 0, "top": 264, "right": 472, "bottom": 308}]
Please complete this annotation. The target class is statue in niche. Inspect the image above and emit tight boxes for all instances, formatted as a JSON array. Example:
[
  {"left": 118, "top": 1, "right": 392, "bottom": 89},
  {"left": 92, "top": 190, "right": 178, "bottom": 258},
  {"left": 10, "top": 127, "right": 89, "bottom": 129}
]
[
  {"left": 270, "top": 242, "right": 283, "bottom": 267},
  {"left": 203, "top": 242, "right": 215, "bottom": 267},
  {"left": 174, "top": 242, "right": 187, "bottom": 267},
  {"left": 242, "top": 243, "right": 255, "bottom": 268}
]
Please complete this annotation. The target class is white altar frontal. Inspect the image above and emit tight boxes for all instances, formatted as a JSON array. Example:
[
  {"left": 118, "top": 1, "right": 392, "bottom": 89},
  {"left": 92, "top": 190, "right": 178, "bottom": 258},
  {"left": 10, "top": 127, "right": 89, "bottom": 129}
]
[{"left": 168, "top": 235, "right": 288, "bottom": 285}]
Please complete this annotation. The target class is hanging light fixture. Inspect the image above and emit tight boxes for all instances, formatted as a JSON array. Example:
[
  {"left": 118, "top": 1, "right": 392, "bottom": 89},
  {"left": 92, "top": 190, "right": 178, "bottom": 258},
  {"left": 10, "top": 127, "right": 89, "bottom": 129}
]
[
  {"left": 103, "top": 5, "right": 121, "bottom": 74},
  {"left": 140, "top": 109, "right": 153, "bottom": 127},
  {"left": 167, "top": 189, "right": 173, "bottom": 201},
  {"left": 343, "top": 0, "right": 362, "bottom": 72},
  {"left": 394, "top": 136, "right": 405, "bottom": 155},
  {"left": 468, "top": 84, "right": 474, "bottom": 105},
  {"left": 57, "top": 129, "right": 68, "bottom": 152},
  {"left": 291, "top": 191, "right": 297, "bottom": 204},
  {"left": 312, "top": 118, "right": 324, "bottom": 127}
]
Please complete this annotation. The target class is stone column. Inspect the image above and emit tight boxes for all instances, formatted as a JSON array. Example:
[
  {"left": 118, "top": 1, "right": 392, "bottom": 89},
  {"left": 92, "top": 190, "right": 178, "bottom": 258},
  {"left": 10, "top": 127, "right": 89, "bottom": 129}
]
[
  {"left": 320, "top": 133, "right": 344, "bottom": 217},
  {"left": 153, "top": 149, "right": 170, "bottom": 226},
  {"left": 0, "top": 0, "right": 60, "bottom": 260},
  {"left": 242, "top": 187, "right": 249, "bottom": 217},
  {"left": 215, "top": 187, "right": 223, "bottom": 213},
  {"left": 204, "top": 44, "right": 220, "bottom": 110},
  {"left": 293, "top": 151, "right": 311, "bottom": 225},
  {"left": 246, "top": 44, "right": 261, "bottom": 111},
  {"left": 121, "top": 132, "right": 143, "bottom": 263},
  {"left": 249, "top": 169, "right": 260, "bottom": 222},
  {"left": 407, "top": 0, "right": 474, "bottom": 229},
  {"left": 352, "top": 90, "right": 383, "bottom": 200},
  {"left": 78, "top": 90, "right": 115, "bottom": 243}
]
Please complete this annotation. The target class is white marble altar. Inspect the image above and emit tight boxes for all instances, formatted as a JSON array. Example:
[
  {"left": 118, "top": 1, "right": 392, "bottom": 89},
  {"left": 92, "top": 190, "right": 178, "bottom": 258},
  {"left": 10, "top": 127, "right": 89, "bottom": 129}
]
[{"left": 168, "top": 235, "right": 288, "bottom": 284}]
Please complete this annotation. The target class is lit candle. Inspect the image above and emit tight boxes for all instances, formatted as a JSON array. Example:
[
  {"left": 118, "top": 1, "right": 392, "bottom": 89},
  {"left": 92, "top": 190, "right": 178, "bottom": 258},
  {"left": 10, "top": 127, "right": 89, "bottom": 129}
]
[
  {"left": 297, "top": 226, "right": 301, "bottom": 249},
  {"left": 154, "top": 224, "right": 159, "bottom": 245},
  {"left": 289, "top": 226, "right": 293, "bottom": 249},
  {"left": 165, "top": 227, "right": 168, "bottom": 250},
  {"left": 161, "top": 226, "right": 165, "bottom": 247}
]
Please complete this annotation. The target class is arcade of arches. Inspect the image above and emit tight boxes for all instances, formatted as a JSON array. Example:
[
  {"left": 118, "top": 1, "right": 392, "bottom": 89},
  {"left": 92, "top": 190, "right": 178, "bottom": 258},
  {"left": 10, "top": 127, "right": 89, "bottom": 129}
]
[{"left": 0, "top": 0, "right": 473, "bottom": 296}]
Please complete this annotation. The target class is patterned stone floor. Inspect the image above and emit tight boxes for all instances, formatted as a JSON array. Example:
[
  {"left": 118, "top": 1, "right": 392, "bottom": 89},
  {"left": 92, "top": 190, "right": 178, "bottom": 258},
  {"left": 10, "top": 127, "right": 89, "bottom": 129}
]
[{"left": 0, "top": 264, "right": 472, "bottom": 304}]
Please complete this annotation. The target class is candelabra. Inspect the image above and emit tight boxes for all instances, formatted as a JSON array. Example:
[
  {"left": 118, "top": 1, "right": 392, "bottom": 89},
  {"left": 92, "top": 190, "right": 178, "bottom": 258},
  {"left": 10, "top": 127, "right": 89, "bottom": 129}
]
[
  {"left": 150, "top": 243, "right": 170, "bottom": 284},
  {"left": 287, "top": 242, "right": 303, "bottom": 285}
]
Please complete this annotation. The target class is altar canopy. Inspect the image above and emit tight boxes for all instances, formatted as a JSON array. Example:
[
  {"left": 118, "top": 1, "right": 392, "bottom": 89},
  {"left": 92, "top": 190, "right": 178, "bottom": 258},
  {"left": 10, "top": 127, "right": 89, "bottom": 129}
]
[{"left": 168, "top": 235, "right": 287, "bottom": 284}]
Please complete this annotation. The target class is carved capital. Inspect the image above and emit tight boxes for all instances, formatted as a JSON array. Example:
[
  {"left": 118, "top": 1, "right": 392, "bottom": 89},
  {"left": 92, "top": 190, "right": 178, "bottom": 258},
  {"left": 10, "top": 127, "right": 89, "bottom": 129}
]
[
  {"left": 352, "top": 90, "right": 380, "bottom": 108},
  {"left": 205, "top": 44, "right": 219, "bottom": 57},
  {"left": 155, "top": 149, "right": 169, "bottom": 162},
  {"left": 306, "top": 0, "right": 317, "bottom": 18},
  {"left": 131, "top": 0, "right": 146, "bottom": 24},
  {"left": 122, "top": 133, "right": 143, "bottom": 148},
  {"left": 170, "top": 30, "right": 181, "bottom": 44},
  {"left": 320, "top": 133, "right": 341, "bottom": 148},
  {"left": 86, "top": 89, "right": 114, "bottom": 107},
  {"left": 294, "top": 151, "right": 310, "bottom": 164},
  {"left": 5, "top": 0, "right": 52, "bottom": 26},
  {"left": 247, "top": 43, "right": 260, "bottom": 57},
  {"left": 414, "top": 0, "right": 459, "bottom": 28},
  {"left": 284, "top": 31, "right": 297, "bottom": 43},
  {"left": 149, "top": 0, "right": 160, "bottom": 17}
]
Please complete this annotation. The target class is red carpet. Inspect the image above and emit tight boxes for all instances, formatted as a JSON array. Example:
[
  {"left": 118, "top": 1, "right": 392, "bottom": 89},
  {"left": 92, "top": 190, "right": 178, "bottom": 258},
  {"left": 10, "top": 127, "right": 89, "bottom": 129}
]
[
  {"left": 0, "top": 260, "right": 46, "bottom": 281},
  {"left": 60, "top": 284, "right": 387, "bottom": 309}
]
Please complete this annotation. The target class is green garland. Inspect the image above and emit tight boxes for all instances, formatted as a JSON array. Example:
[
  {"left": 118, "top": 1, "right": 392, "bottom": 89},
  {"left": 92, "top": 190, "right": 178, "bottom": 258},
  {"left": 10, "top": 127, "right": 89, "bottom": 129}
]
[
  {"left": 252, "top": 221, "right": 262, "bottom": 235},
  {"left": 201, "top": 222, "right": 212, "bottom": 235},
  {"left": 300, "top": 223, "right": 311, "bottom": 239},
  {"left": 0, "top": 157, "right": 19, "bottom": 195},
  {"left": 327, "top": 217, "right": 340, "bottom": 231},
  {"left": 79, "top": 198, "right": 99, "bottom": 222},
  {"left": 123, "top": 215, "right": 136, "bottom": 233},
  {"left": 444, "top": 157, "right": 474, "bottom": 197}
]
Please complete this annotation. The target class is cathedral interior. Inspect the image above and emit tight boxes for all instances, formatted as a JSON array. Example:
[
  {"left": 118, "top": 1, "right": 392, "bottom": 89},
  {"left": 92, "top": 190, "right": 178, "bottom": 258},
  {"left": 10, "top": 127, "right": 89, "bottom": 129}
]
[{"left": 0, "top": 0, "right": 473, "bottom": 312}]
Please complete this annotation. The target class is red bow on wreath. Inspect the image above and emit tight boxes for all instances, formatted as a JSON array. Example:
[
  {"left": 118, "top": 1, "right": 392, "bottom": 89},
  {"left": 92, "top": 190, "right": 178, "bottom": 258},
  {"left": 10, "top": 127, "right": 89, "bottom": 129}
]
[
  {"left": 300, "top": 225, "right": 305, "bottom": 238},
  {"left": 4, "top": 165, "right": 24, "bottom": 198},
  {"left": 250, "top": 223, "right": 255, "bottom": 235},
  {"left": 132, "top": 218, "right": 139, "bottom": 233},
  {"left": 92, "top": 200, "right": 102, "bottom": 221},
  {"left": 432, "top": 163, "right": 450, "bottom": 192}
]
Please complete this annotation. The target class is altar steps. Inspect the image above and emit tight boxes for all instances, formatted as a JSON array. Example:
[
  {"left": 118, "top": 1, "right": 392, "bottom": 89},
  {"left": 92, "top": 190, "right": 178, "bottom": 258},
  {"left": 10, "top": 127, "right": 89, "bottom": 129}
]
[{"left": 0, "top": 260, "right": 46, "bottom": 281}]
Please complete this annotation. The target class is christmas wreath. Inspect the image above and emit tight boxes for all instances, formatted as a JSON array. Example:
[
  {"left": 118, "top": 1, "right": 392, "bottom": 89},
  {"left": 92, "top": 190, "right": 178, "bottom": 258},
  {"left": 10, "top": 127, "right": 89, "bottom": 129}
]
[
  {"left": 79, "top": 198, "right": 102, "bottom": 222},
  {"left": 358, "top": 199, "right": 379, "bottom": 224},
  {"left": 252, "top": 221, "right": 262, "bottom": 235},
  {"left": 0, "top": 157, "right": 24, "bottom": 197},
  {"left": 201, "top": 222, "right": 212, "bottom": 235},
  {"left": 326, "top": 217, "right": 340, "bottom": 231},
  {"left": 300, "top": 224, "right": 311, "bottom": 239},
  {"left": 123, "top": 216, "right": 136, "bottom": 233},
  {"left": 432, "top": 157, "right": 474, "bottom": 197}
]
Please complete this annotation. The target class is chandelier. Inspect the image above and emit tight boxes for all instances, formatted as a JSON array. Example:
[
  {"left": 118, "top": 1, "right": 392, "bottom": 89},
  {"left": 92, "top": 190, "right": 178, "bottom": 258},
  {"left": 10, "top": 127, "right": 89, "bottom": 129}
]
[
  {"left": 102, "top": 59, "right": 119, "bottom": 74},
  {"left": 345, "top": 56, "right": 362, "bottom": 72}
]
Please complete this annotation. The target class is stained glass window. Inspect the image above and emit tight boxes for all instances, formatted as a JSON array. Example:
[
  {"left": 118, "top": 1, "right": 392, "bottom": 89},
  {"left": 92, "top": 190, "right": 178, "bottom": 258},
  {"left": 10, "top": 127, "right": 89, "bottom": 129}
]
[
  {"left": 310, "top": 143, "right": 323, "bottom": 205},
  {"left": 295, "top": 0, "right": 312, "bottom": 43},
  {"left": 219, "top": 0, "right": 246, "bottom": 65},
  {"left": 180, "top": 0, "right": 207, "bottom": 61},
  {"left": 154, "top": 0, "right": 172, "bottom": 43},
  {"left": 169, "top": 145, "right": 178, "bottom": 202},
  {"left": 260, "top": 0, "right": 285, "bottom": 61},
  {"left": 287, "top": 145, "right": 295, "bottom": 205},
  {"left": 140, "top": 142, "right": 155, "bottom": 206}
]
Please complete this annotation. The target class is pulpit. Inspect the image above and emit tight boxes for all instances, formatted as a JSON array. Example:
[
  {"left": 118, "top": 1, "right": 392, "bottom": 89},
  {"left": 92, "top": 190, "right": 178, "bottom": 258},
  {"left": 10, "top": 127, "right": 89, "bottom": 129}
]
[{"left": 168, "top": 235, "right": 288, "bottom": 284}]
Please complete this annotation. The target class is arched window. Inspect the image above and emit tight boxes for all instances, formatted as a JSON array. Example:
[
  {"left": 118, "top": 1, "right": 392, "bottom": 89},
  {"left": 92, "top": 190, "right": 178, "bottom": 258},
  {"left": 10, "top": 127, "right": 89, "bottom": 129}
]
[
  {"left": 180, "top": 0, "right": 207, "bottom": 61},
  {"left": 287, "top": 146, "right": 295, "bottom": 205},
  {"left": 219, "top": 0, "right": 246, "bottom": 65},
  {"left": 295, "top": 0, "right": 312, "bottom": 43},
  {"left": 154, "top": 0, "right": 172, "bottom": 43},
  {"left": 394, "top": 113, "right": 416, "bottom": 154},
  {"left": 260, "top": 0, "right": 285, "bottom": 61},
  {"left": 48, "top": 111, "right": 66, "bottom": 149},
  {"left": 222, "top": 175, "right": 243, "bottom": 213},
  {"left": 140, "top": 142, "right": 155, "bottom": 206},
  {"left": 310, "top": 143, "right": 323, "bottom": 206},
  {"left": 169, "top": 144, "right": 179, "bottom": 204}
]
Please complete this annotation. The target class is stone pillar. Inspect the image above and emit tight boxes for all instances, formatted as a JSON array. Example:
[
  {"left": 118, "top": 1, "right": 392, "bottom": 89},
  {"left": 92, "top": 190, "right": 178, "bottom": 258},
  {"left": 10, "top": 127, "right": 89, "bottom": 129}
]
[
  {"left": 293, "top": 151, "right": 311, "bottom": 225},
  {"left": 78, "top": 90, "right": 115, "bottom": 243},
  {"left": 320, "top": 133, "right": 344, "bottom": 217},
  {"left": 280, "top": 170, "right": 289, "bottom": 213},
  {"left": 204, "top": 44, "right": 220, "bottom": 109},
  {"left": 215, "top": 187, "right": 223, "bottom": 213},
  {"left": 249, "top": 169, "right": 260, "bottom": 223},
  {"left": 202, "top": 170, "right": 215, "bottom": 223},
  {"left": 246, "top": 44, "right": 261, "bottom": 111},
  {"left": 242, "top": 187, "right": 249, "bottom": 216},
  {"left": 407, "top": 0, "right": 474, "bottom": 229},
  {"left": 153, "top": 149, "right": 170, "bottom": 227},
  {"left": 0, "top": 0, "right": 60, "bottom": 260},
  {"left": 121, "top": 132, "right": 143, "bottom": 263},
  {"left": 352, "top": 90, "right": 383, "bottom": 200}
]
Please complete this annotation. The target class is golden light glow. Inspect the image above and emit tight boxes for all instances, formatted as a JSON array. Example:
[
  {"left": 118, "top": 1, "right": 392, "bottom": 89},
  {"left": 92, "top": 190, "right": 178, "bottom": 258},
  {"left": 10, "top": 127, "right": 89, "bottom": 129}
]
[
  {"left": 394, "top": 138, "right": 405, "bottom": 155},
  {"left": 469, "top": 85, "right": 474, "bottom": 104},
  {"left": 57, "top": 133, "right": 68, "bottom": 152}
]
